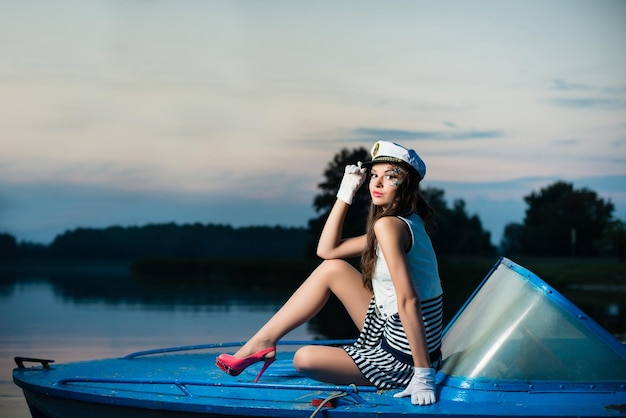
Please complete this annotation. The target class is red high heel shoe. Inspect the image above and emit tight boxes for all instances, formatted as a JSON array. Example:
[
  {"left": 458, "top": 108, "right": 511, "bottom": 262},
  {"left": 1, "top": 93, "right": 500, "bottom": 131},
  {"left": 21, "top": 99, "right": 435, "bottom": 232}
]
[{"left": 215, "top": 347, "right": 276, "bottom": 383}]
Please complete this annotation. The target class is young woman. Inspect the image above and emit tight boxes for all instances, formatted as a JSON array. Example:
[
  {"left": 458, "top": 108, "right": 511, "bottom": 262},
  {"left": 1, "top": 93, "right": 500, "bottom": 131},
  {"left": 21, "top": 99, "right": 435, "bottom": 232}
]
[{"left": 216, "top": 140, "right": 443, "bottom": 406}]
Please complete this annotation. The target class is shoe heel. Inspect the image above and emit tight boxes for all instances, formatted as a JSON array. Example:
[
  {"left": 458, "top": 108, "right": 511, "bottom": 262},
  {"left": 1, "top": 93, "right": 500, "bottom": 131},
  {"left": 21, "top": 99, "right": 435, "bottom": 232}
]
[{"left": 253, "top": 358, "right": 275, "bottom": 383}]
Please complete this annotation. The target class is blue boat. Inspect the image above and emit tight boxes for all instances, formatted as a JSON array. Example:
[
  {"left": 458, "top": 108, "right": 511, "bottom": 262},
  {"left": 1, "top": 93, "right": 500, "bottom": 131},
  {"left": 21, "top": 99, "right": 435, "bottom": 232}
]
[{"left": 13, "top": 257, "right": 626, "bottom": 417}]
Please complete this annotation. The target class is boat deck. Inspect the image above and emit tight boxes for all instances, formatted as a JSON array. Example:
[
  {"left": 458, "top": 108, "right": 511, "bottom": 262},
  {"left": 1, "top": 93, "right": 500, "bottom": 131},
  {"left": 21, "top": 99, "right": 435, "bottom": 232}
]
[{"left": 14, "top": 342, "right": 625, "bottom": 417}]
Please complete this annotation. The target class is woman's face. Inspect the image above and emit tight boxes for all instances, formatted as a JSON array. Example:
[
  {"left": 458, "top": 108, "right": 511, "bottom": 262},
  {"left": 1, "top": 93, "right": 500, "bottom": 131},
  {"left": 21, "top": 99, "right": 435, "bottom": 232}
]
[{"left": 368, "top": 163, "right": 406, "bottom": 207}]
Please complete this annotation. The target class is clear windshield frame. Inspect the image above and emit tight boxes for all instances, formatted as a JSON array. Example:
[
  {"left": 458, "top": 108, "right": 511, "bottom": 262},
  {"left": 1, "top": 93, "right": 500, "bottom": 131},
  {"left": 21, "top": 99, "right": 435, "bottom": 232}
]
[{"left": 440, "top": 257, "right": 626, "bottom": 382}]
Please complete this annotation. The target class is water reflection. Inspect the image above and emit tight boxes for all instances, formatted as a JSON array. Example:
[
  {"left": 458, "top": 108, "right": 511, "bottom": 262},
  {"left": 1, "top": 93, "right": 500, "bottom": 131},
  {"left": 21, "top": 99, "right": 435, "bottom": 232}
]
[
  {"left": 1, "top": 260, "right": 623, "bottom": 339},
  {"left": 1, "top": 261, "right": 291, "bottom": 309}
]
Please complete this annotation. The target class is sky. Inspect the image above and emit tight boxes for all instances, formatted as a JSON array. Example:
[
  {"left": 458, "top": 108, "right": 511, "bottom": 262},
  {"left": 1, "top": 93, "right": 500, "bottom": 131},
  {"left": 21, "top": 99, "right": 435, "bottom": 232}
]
[{"left": 1, "top": 0, "right": 625, "bottom": 247}]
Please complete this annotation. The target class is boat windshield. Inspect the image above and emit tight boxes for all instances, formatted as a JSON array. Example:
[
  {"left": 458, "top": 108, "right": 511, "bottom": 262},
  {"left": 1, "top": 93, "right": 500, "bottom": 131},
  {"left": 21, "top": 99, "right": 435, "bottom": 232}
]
[{"left": 441, "top": 258, "right": 626, "bottom": 381}]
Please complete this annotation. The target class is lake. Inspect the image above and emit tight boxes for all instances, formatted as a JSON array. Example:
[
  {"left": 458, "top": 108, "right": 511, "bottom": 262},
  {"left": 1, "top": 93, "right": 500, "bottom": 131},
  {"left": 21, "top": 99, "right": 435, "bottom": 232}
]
[
  {"left": 1, "top": 259, "right": 623, "bottom": 418},
  {"left": 0, "top": 262, "right": 321, "bottom": 418}
]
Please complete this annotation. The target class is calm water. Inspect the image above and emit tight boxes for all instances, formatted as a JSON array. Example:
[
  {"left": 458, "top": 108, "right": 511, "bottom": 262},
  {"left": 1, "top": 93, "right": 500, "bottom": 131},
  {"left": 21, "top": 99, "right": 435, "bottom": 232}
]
[{"left": 0, "top": 265, "right": 319, "bottom": 418}]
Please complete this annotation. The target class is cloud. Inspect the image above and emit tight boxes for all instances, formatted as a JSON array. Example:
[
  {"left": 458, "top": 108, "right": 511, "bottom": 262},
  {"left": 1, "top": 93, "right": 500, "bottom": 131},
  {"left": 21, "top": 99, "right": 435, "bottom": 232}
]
[
  {"left": 613, "top": 137, "right": 626, "bottom": 148},
  {"left": 352, "top": 127, "right": 503, "bottom": 141},
  {"left": 551, "top": 79, "right": 594, "bottom": 91},
  {"left": 551, "top": 79, "right": 626, "bottom": 94},
  {"left": 306, "top": 126, "right": 504, "bottom": 147},
  {"left": 548, "top": 78, "right": 626, "bottom": 110},
  {"left": 547, "top": 97, "right": 626, "bottom": 110},
  {"left": 548, "top": 79, "right": 626, "bottom": 110}
]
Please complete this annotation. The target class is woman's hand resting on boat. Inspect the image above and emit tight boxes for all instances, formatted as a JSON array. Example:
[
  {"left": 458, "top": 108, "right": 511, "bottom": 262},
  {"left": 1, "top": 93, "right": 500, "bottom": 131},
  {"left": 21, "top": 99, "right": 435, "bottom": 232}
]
[{"left": 393, "top": 367, "right": 437, "bottom": 405}]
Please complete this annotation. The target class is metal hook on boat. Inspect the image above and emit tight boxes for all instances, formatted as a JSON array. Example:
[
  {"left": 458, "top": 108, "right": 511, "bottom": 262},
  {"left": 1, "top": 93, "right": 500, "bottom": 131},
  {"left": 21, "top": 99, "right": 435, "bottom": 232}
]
[{"left": 14, "top": 357, "right": 55, "bottom": 369}]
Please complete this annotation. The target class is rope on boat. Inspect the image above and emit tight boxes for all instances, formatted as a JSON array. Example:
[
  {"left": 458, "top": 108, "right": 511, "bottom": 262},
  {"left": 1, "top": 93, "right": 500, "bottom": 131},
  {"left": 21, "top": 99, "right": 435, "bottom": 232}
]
[{"left": 308, "top": 384, "right": 358, "bottom": 418}]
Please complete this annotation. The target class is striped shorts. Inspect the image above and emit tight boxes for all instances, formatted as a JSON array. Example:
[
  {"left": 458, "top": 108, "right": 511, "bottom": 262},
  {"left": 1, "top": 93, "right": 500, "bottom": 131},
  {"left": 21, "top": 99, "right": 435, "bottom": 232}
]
[{"left": 343, "top": 295, "right": 443, "bottom": 389}]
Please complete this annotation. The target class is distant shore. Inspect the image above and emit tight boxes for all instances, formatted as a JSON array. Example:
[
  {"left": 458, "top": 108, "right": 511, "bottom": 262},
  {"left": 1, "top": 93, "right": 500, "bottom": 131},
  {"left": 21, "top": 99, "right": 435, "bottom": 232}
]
[{"left": 2, "top": 255, "right": 624, "bottom": 286}]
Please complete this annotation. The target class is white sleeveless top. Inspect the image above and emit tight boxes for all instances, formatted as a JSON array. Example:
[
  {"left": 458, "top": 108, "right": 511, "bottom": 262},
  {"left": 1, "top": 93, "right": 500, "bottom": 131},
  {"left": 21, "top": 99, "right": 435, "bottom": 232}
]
[{"left": 372, "top": 214, "right": 442, "bottom": 317}]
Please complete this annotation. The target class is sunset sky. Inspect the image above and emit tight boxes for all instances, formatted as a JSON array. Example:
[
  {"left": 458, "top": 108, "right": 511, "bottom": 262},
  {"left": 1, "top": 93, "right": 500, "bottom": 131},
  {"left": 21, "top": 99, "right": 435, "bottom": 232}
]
[{"left": 1, "top": 0, "right": 625, "bottom": 246}]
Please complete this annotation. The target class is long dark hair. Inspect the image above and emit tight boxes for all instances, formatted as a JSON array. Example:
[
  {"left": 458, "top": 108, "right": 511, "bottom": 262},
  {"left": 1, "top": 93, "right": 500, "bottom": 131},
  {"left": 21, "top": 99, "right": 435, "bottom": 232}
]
[{"left": 360, "top": 162, "right": 436, "bottom": 290}]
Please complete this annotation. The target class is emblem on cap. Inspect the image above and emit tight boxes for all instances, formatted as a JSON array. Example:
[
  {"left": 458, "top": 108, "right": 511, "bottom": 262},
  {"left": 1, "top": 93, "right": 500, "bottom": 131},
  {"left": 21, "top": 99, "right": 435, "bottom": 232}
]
[{"left": 371, "top": 141, "right": 380, "bottom": 158}]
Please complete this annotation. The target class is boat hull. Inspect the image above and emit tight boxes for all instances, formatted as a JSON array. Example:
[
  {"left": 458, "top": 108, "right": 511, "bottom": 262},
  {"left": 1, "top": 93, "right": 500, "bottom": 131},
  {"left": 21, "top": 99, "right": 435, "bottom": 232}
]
[
  {"left": 23, "top": 390, "right": 251, "bottom": 418},
  {"left": 13, "top": 349, "right": 626, "bottom": 417}
]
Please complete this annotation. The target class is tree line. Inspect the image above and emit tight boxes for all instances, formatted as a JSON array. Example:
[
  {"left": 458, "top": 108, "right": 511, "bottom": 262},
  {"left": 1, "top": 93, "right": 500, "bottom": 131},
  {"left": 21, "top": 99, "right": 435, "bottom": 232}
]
[
  {"left": 1, "top": 148, "right": 624, "bottom": 260},
  {"left": 0, "top": 224, "right": 310, "bottom": 260}
]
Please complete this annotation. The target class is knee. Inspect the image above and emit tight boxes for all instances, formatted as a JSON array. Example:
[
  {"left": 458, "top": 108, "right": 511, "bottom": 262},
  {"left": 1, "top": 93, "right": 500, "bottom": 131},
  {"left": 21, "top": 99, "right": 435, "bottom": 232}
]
[
  {"left": 316, "top": 259, "right": 352, "bottom": 276},
  {"left": 293, "top": 346, "right": 317, "bottom": 373}
]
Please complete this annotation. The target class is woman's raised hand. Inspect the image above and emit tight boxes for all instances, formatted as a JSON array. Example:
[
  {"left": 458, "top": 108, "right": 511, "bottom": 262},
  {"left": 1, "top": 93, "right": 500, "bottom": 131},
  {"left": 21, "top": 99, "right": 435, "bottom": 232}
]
[{"left": 336, "top": 162, "right": 367, "bottom": 205}]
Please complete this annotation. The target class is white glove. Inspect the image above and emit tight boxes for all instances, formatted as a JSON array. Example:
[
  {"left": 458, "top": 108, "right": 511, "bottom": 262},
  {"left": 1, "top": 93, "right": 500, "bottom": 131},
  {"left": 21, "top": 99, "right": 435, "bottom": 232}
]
[
  {"left": 393, "top": 367, "right": 437, "bottom": 405},
  {"left": 336, "top": 162, "right": 366, "bottom": 205}
]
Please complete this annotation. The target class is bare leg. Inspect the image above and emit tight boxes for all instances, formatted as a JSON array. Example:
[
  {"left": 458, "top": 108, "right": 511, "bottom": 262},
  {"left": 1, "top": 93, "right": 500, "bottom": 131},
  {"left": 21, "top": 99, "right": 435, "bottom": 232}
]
[
  {"left": 293, "top": 345, "right": 372, "bottom": 385},
  {"left": 233, "top": 259, "right": 372, "bottom": 358}
]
